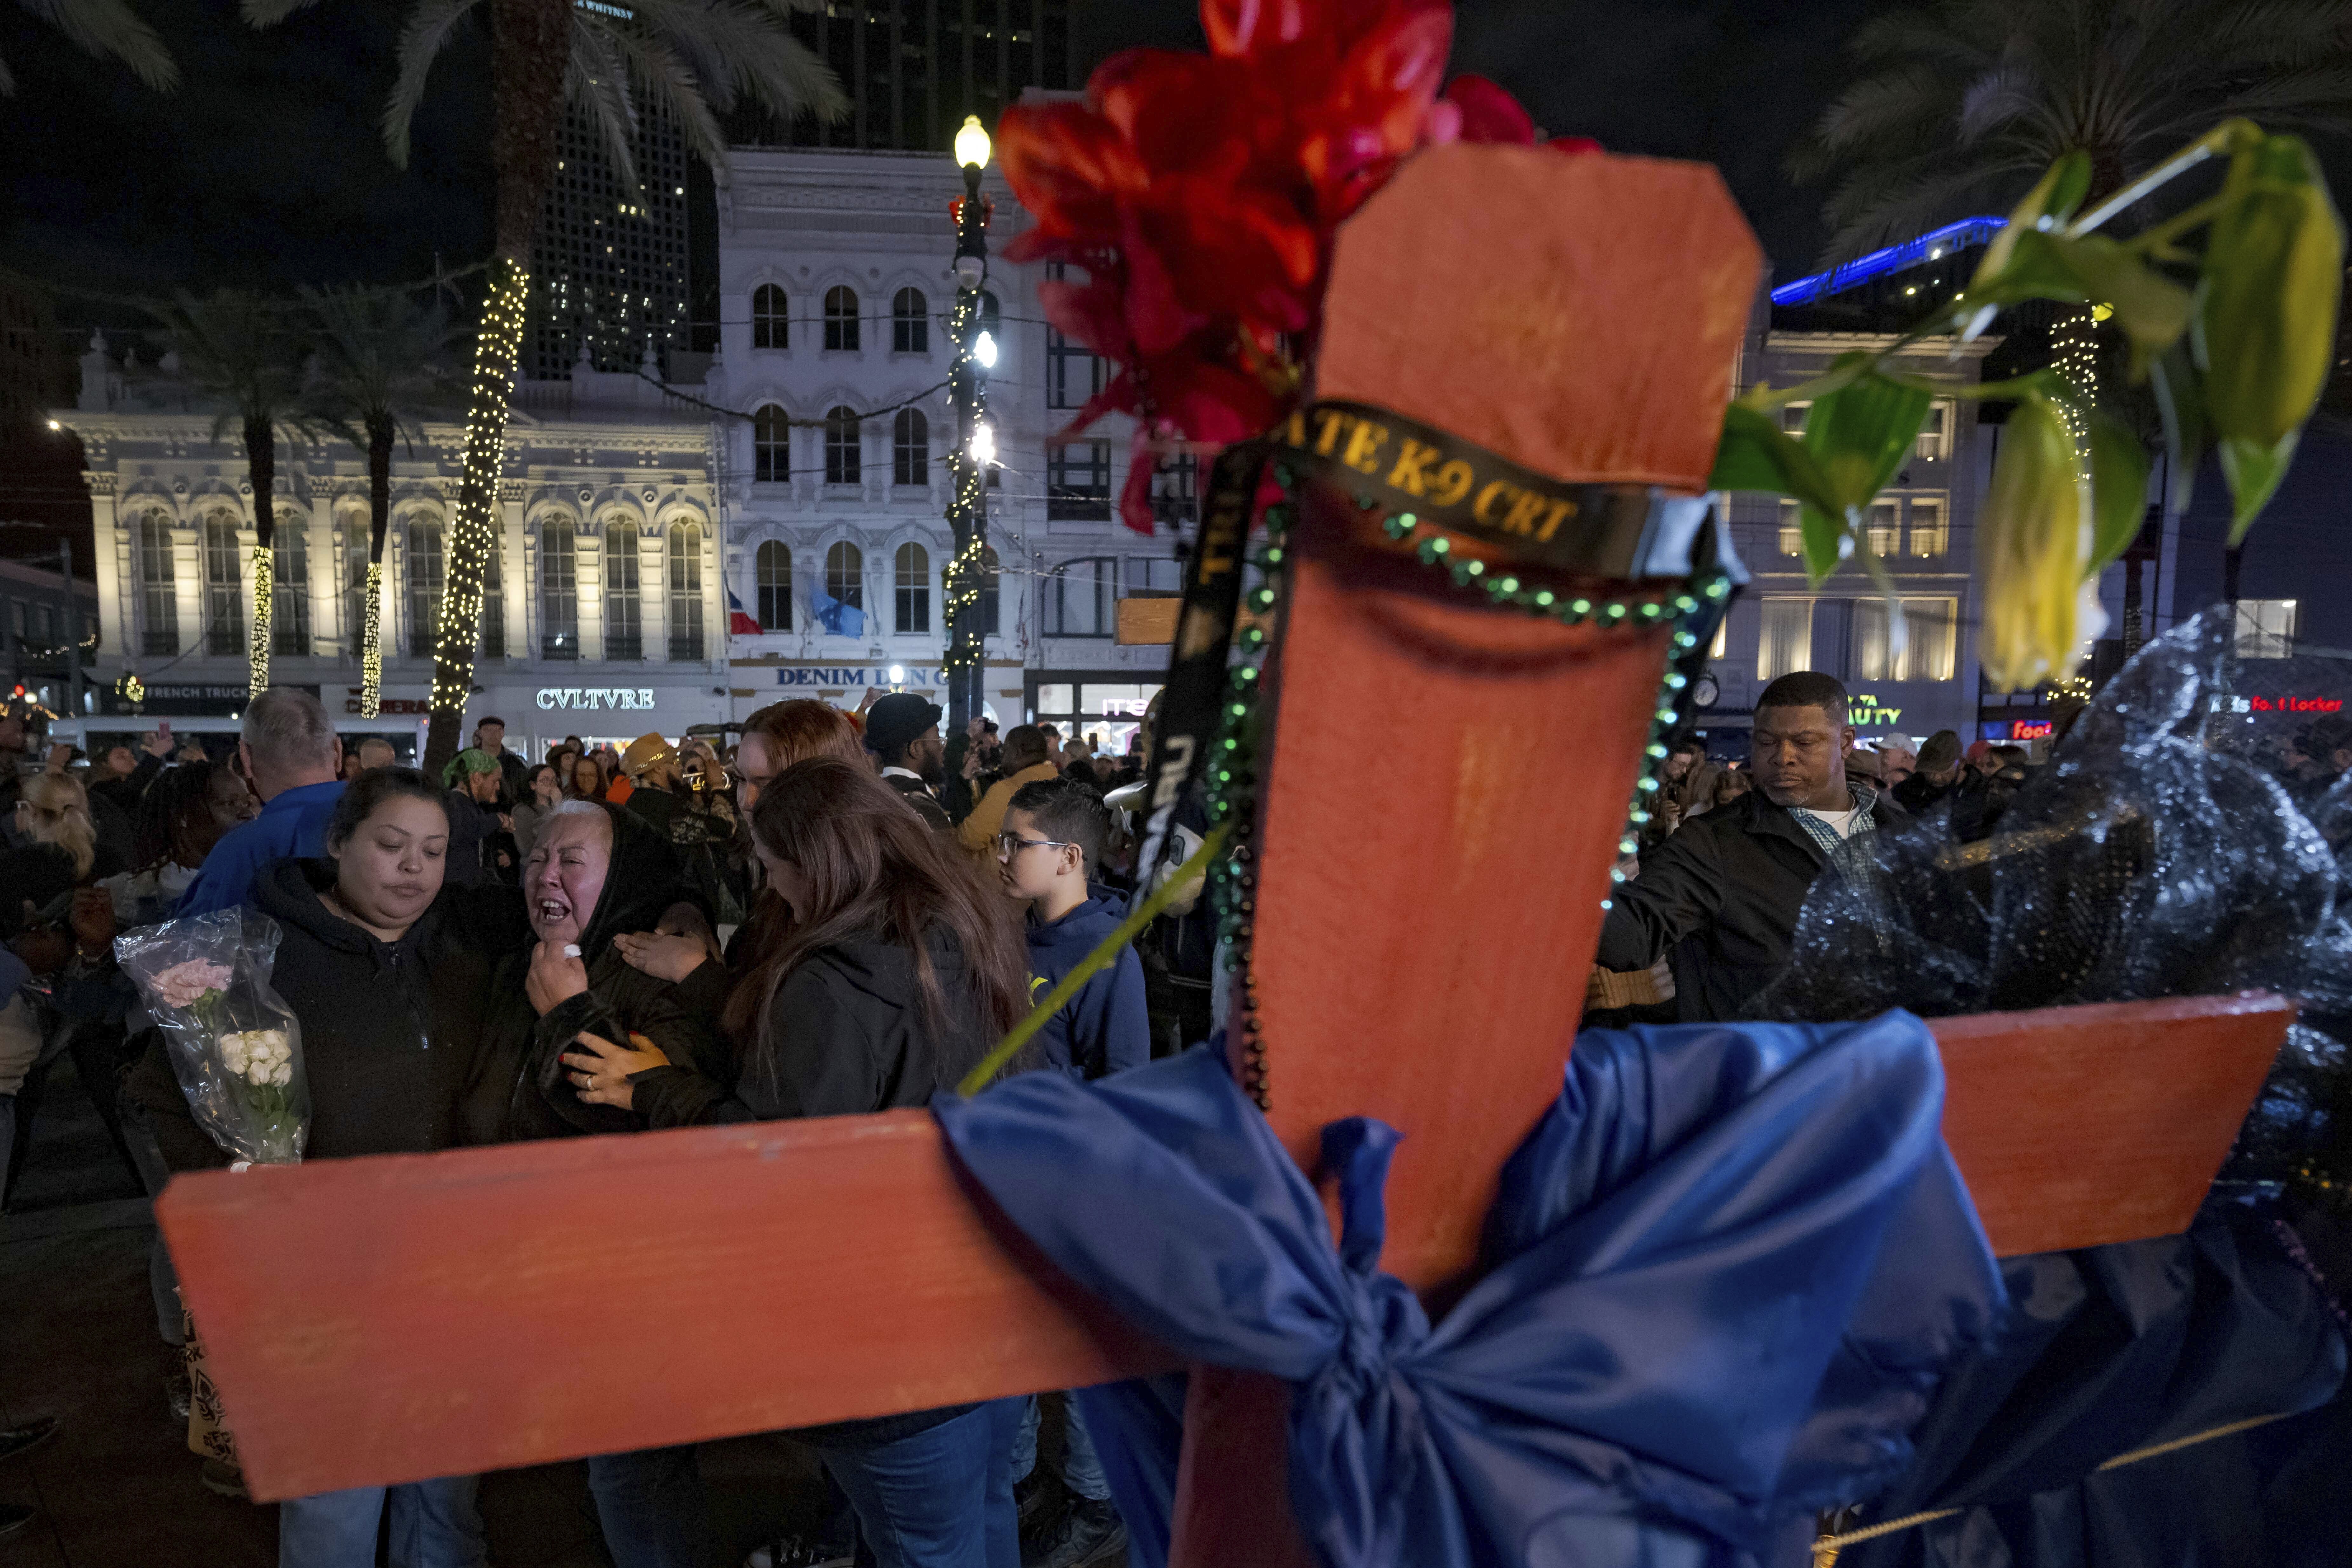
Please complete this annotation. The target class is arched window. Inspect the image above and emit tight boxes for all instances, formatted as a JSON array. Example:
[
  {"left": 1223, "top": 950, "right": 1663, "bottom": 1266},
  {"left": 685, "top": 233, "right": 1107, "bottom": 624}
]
[
  {"left": 137, "top": 510, "right": 177, "bottom": 656},
  {"left": 979, "top": 544, "right": 1001, "bottom": 636},
  {"left": 273, "top": 507, "right": 310, "bottom": 655},
  {"left": 892, "top": 287, "right": 928, "bottom": 353},
  {"left": 667, "top": 520, "right": 705, "bottom": 660},
  {"left": 339, "top": 511, "right": 369, "bottom": 656},
  {"left": 755, "top": 539, "right": 791, "bottom": 632},
  {"left": 752, "top": 283, "right": 787, "bottom": 349},
  {"left": 754, "top": 404, "right": 790, "bottom": 483},
  {"left": 824, "top": 541, "right": 863, "bottom": 612},
  {"left": 541, "top": 520, "right": 578, "bottom": 659},
  {"left": 202, "top": 510, "right": 244, "bottom": 655},
  {"left": 404, "top": 516, "right": 443, "bottom": 657},
  {"left": 825, "top": 406, "right": 862, "bottom": 484},
  {"left": 824, "top": 285, "right": 860, "bottom": 351},
  {"left": 894, "top": 541, "right": 930, "bottom": 634},
  {"left": 605, "top": 518, "right": 642, "bottom": 659},
  {"left": 893, "top": 407, "right": 929, "bottom": 487}
]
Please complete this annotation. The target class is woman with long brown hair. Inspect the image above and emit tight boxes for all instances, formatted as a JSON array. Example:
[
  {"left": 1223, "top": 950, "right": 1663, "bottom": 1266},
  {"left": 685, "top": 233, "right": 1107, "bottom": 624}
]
[{"left": 562, "top": 755, "right": 1028, "bottom": 1568}]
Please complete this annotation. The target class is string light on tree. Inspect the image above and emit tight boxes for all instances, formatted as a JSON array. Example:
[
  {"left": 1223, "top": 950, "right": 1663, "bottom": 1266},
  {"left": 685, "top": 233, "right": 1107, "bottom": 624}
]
[
  {"left": 247, "top": 550, "right": 274, "bottom": 697},
  {"left": 426, "top": 258, "right": 530, "bottom": 766},
  {"left": 361, "top": 563, "right": 385, "bottom": 718}
]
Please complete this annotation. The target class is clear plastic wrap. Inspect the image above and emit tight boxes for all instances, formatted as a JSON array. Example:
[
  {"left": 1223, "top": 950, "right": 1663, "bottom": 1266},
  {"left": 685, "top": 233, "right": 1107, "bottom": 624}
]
[
  {"left": 1754, "top": 606, "right": 2352, "bottom": 1205},
  {"left": 115, "top": 907, "right": 310, "bottom": 1165}
]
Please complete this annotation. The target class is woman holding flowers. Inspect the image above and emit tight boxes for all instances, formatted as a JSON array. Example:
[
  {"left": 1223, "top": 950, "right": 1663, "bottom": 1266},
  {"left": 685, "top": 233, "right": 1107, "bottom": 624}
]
[{"left": 125, "top": 766, "right": 532, "bottom": 1568}]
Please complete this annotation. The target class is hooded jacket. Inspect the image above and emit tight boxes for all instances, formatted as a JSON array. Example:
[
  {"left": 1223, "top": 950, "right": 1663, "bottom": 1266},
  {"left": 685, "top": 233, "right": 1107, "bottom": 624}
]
[
  {"left": 127, "top": 858, "right": 534, "bottom": 1171},
  {"left": 483, "top": 801, "right": 723, "bottom": 1142},
  {"left": 1025, "top": 886, "right": 1149, "bottom": 1081},
  {"left": 1595, "top": 784, "right": 1906, "bottom": 1022}
]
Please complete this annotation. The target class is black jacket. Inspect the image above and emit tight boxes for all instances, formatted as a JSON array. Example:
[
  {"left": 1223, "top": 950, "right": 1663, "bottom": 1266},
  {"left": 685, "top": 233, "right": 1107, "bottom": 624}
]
[
  {"left": 127, "top": 858, "right": 534, "bottom": 1171},
  {"left": 481, "top": 801, "right": 723, "bottom": 1142},
  {"left": 879, "top": 770, "right": 955, "bottom": 833},
  {"left": 631, "top": 929, "right": 992, "bottom": 1128},
  {"left": 1596, "top": 786, "right": 1903, "bottom": 1022}
]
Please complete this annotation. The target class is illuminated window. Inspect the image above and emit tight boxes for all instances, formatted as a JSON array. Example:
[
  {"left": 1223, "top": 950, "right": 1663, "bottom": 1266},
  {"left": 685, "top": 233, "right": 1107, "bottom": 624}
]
[
  {"left": 2236, "top": 599, "right": 2298, "bottom": 659},
  {"left": 825, "top": 406, "right": 862, "bottom": 484},
  {"left": 1866, "top": 501, "right": 1899, "bottom": 558},
  {"left": 892, "top": 287, "right": 929, "bottom": 353},
  {"left": 403, "top": 517, "right": 441, "bottom": 658},
  {"left": 137, "top": 510, "right": 177, "bottom": 657},
  {"left": 1710, "top": 616, "right": 1727, "bottom": 659},
  {"left": 895, "top": 542, "right": 930, "bottom": 634},
  {"left": 824, "top": 285, "right": 860, "bottom": 351},
  {"left": 605, "top": 519, "right": 642, "bottom": 660},
  {"left": 1777, "top": 499, "right": 1803, "bottom": 557},
  {"left": 1757, "top": 597, "right": 1812, "bottom": 681},
  {"left": 754, "top": 405, "right": 790, "bottom": 483},
  {"left": 1908, "top": 497, "right": 1948, "bottom": 557},
  {"left": 541, "top": 522, "right": 578, "bottom": 660},
  {"left": 752, "top": 283, "right": 787, "bottom": 349},
  {"left": 1914, "top": 401, "right": 1952, "bottom": 461},
  {"left": 1854, "top": 597, "right": 1958, "bottom": 681},
  {"left": 667, "top": 521, "right": 704, "bottom": 660},
  {"left": 755, "top": 540, "right": 791, "bottom": 632},
  {"left": 1780, "top": 402, "right": 1809, "bottom": 435},
  {"left": 894, "top": 408, "right": 929, "bottom": 486}
]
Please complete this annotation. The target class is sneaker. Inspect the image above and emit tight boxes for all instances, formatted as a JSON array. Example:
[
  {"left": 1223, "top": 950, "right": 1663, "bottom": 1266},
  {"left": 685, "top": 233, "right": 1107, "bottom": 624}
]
[
  {"left": 166, "top": 1371, "right": 193, "bottom": 1423},
  {"left": 1024, "top": 1498, "right": 1126, "bottom": 1568},
  {"left": 744, "top": 1538, "right": 852, "bottom": 1568},
  {"left": 199, "top": 1460, "right": 247, "bottom": 1500},
  {"left": 1014, "top": 1468, "right": 1061, "bottom": 1533}
]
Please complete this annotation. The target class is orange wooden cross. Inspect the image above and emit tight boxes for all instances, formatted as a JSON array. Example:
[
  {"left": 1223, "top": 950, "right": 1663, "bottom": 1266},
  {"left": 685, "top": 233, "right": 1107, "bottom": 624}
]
[{"left": 154, "top": 147, "right": 2291, "bottom": 1568}]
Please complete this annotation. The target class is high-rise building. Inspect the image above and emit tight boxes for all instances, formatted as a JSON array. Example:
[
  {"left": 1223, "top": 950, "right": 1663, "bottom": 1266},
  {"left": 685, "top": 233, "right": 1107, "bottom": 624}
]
[
  {"left": 729, "top": 0, "right": 1082, "bottom": 153},
  {"left": 523, "top": 100, "right": 694, "bottom": 382}
]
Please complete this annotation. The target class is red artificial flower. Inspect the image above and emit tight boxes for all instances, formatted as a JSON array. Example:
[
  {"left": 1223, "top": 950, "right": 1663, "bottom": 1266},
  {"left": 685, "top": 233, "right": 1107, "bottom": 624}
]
[{"left": 996, "top": 0, "right": 1586, "bottom": 531}]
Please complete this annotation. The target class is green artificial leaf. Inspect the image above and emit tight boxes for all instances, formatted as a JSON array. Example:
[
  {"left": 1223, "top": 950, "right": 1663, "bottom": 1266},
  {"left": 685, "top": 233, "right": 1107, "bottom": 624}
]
[
  {"left": 1802, "top": 359, "right": 1936, "bottom": 514},
  {"left": 1709, "top": 402, "right": 1842, "bottom": 517},
  {"left": 2219, "top": 429, "right": 2299, "bottom": 543},
  {"left": 2199, "top": 132, "right": 2345, "bottom": 450},
  {"left": 2085, "top": 409, "right": 2153, "bottom": 579},
  {"left": 1974, "top": 151, "right": 2093, "bottom": 287},
  {"left": 2047, "top": 233, "right": 2195, "bottom": 373},
  {"left": 1800, "top": 503, "right": 1848, "bottom": 587},
  {"left": 2148, "top": 340, "right": 2208, "bottom": 517}
]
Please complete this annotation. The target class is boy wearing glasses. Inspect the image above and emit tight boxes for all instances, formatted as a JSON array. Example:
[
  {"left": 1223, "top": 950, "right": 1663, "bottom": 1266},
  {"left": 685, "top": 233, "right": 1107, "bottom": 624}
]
[{"left": 997, "top": 776, "right": 1150, "bottom": 1082}]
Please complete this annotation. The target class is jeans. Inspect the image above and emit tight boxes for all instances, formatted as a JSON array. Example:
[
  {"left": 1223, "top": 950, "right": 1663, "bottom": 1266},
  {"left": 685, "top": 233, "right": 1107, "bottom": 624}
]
[
  {"left": 817, "top": 1401, "right": 1022, "bottom": 1568},
  {"left": 1011, "top": 1394, "right": 1110, "bottom": 1503},
  {"left": 118, "top": 1094, "right": 184, "bottom": 1345},
  {"left": 586, "top": 1445, "right": 714, "bottom": 1568},
  {"left": 278, "top": 1476, "right": 484, "bottom": 1568}
]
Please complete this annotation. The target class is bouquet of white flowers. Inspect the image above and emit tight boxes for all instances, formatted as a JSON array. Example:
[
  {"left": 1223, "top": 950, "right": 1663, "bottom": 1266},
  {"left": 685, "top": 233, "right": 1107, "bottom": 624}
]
[{"left": 117, "top": 909, "right": 309, "bottom": 1165}]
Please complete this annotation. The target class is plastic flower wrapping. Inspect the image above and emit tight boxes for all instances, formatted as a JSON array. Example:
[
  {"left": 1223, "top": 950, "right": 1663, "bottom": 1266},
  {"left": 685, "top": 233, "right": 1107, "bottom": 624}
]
[{"left": 117, "top": 908, "right": 309, "bottom": 1165}]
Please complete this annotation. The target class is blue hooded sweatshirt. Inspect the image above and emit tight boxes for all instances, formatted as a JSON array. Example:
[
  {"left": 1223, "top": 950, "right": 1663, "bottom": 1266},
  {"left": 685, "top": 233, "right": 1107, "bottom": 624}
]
[{"left": 1026, "top": 885, "right": 1151, "bottom": 1081}]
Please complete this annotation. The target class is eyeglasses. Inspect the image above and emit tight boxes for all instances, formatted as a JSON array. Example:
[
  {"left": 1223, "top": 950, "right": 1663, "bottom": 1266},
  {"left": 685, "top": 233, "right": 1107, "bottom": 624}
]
[{"left": 994, "top": 833, "right": 1071, "bottom": 860}]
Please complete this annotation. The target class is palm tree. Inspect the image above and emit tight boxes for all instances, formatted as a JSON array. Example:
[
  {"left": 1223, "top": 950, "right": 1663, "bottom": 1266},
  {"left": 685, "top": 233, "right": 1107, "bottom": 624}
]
[
  {"left": 247, "top": 0, "right": 847, "bottom": 773},
  {"left": 1793, "top": 0, "right": 2352, "bottom": 618},
  {"left": 3, "top": 0, "right": 178, "bottom": 94},
  {"left": 300, "top": 285, "right": 465, "bottom": 717},
  {"left": 145, "top": 291, "right": 309, "bottom": 696}
]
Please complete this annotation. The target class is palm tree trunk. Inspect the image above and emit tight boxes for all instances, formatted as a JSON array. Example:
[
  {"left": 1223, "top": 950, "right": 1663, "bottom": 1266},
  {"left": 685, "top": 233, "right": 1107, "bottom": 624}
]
[
  {"left": 245, "top": 414, "right": 276, "bottom": 697},
  {"left": 424, "top": 0, "right": 570, "bottom": 777},
  {"left": 363, "top": 416, "right": 394, "bottom": 718}
]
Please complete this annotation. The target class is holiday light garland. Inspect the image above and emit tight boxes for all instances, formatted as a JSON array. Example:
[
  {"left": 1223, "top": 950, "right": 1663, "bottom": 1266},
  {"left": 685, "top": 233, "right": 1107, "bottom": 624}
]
[
  {"left": 427, "top": 258, "right": 530, "bottom": 742},
  {"left": 2051, "top": 304, "right": 2099, "bottom": 450},
  {"left": 941, "top": 286, "right": 990, "bottom": 701},
  {"left": 361, "top": 562, "right": 385, "bottom": 717},
  {"left": 247, "top": 550, "right": 274, "bottom": 698}
]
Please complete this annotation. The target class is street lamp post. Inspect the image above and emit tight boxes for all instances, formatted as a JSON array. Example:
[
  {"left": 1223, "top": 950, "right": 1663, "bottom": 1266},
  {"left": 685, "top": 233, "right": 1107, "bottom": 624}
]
[{"left": 943, "top": 114, "right": 994, "bottom": 739}]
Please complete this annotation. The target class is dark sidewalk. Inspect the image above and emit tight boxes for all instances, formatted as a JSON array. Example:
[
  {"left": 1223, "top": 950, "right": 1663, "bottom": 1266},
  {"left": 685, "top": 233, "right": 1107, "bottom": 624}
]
[{"left": 1, "top": 1054, "right": 833, "bottom": 1568}]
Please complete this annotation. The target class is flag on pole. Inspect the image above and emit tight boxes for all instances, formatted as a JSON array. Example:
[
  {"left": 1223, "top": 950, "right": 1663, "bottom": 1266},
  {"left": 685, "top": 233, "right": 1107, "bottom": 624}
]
[
  {"left": 810, "top": 583, "right": 865, "bottom": 639},
  {"left": 727, "top": 583, "right": 763, "bottom": 636}
]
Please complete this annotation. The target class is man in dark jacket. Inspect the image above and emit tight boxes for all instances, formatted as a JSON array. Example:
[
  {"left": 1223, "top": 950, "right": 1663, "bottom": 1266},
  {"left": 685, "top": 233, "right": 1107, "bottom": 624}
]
[
  {"left": 1893, "top": 729, "right": 1966, "bottom": 814},
  {"left": 865, "top": 693, "right": 955, "bottom": 832},
  {"left": 1597, "top": 671, "right": 1902, "bottom": 1021}
]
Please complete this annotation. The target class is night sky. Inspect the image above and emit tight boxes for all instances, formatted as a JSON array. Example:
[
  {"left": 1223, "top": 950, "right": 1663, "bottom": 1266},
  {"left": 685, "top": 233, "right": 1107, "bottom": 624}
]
[{"left": 0, "top": 0, "right": 1890, "bottom": 327}]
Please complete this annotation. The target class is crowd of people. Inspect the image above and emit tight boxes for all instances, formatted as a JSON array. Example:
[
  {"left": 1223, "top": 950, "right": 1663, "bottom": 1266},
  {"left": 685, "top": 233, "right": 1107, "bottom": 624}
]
[{"left": 0, "top": 687, "right": 1192, "bottom": 1568}]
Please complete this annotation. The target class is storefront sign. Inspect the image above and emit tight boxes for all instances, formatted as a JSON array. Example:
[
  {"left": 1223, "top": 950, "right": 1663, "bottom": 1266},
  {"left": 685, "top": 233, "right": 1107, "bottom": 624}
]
[
  {"left": 537, "top": 687, "right": 660, "bottom": 712},
  {"left": 105, "top": 683, "right": 314, "bottom": 717},
  {"left": 773, "top": 667, "right": 939, "bottom": 689},
  {"left": 2210, "top": 693, "right": 2345, "bottom": 715},
  {"left": 1848, "top": 693, "right": 1905, "bottom": 728}
]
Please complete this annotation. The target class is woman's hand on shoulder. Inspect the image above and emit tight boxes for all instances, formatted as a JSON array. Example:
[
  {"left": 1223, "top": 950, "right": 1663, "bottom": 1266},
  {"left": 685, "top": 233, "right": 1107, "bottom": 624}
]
[
  {"left": 525, "top": 938, "right": 591, "bottom": 1015},
  {"left": 613, "top": 929, "right": 711, "bottom": 985},
  {"left": 562, "top": 1030, "right": 671, "bottom": 1109}
]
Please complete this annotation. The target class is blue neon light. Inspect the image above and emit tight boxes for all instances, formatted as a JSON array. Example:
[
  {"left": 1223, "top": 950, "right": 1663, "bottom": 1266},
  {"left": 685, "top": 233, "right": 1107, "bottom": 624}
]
[{"left": 1769, "top": 217, "right": 2008, "bottom": 306}]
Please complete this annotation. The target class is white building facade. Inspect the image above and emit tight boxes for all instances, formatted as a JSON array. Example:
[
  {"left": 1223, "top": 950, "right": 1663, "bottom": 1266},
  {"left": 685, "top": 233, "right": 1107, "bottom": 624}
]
[
  {"left": 710, "top": 146, "right": 1182, "bottom": 753},
  {"left": 59, "top": 343, "right": 731, "bottom": 760}
]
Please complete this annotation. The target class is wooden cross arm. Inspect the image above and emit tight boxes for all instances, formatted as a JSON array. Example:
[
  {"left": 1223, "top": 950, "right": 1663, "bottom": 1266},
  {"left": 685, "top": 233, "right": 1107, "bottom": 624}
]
[{"left": 157, "top": 1109, "right": 1175, "bottom": 1501}]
